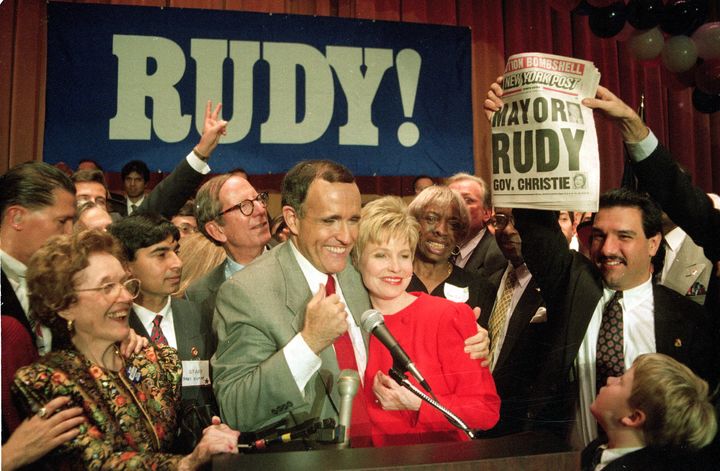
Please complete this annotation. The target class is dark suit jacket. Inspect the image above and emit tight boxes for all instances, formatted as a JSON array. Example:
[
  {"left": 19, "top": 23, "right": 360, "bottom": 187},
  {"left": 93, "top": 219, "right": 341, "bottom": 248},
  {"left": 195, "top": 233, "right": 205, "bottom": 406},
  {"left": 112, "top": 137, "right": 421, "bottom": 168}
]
[
  {"left": 463, "top": 229, "right": 507, "bottom": 290},
  {"left": 130, "top": 298, "right": 216, "bottom": 405},
  {"left": 581, "top": 438, "right": 704, "bottom": 471},
  {"left": 109, "top": 157, "right": 204, "bottom": 219},
  {"left": 0, "top": 269, "right": 32, "bottom": 340},
  {"left": 477, "top": 267, "right": 550, "bottom": 436},
  {"left": 514, "top": 208, "right": 718, "bottom": 438}
]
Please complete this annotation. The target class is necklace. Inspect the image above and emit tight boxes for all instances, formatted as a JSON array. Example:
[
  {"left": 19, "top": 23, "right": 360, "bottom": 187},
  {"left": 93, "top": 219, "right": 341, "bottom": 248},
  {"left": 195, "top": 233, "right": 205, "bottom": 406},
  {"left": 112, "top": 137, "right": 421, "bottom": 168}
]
[{"left": 446, "top": 262, "right": 453, "bottom": 277}]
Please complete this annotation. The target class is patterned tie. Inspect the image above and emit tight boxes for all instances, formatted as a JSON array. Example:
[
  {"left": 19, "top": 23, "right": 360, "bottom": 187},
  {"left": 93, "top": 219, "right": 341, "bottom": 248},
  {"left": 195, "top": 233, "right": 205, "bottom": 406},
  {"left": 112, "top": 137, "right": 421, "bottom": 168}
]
[
  {"left": 150, "top": 314, "right": 168, "bottom": 346},
  {"left": 488, "top": 268, "right": 517, "bottom": 367},
  {"left": 596, "top": 291, "right": 624, "bottom": 392},
  {"left": 327, "top": 275, "right": 371, "bottom": 446},
  {"left": 130, "top": 203, "right": 138, "bottom": 215}
]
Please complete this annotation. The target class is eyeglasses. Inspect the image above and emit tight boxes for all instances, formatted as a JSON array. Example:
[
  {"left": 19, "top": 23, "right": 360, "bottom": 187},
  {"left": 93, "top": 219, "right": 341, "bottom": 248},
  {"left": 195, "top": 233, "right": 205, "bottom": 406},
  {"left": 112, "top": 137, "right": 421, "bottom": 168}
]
[
  {"left": 489, "top": 213, "right": 514, "bottom": 230},
  {"left": 217, "top": 192, "right": 269, "bottom": 217},
  {"left": 75, "top": 278, "right": 141, "bottom": 299}
]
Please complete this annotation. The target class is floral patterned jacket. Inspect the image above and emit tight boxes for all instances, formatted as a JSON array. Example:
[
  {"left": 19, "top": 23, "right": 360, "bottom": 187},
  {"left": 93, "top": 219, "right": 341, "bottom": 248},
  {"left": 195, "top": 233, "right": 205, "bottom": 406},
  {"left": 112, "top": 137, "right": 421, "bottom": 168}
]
[{"left": 13, "top": 344, "right": 183, "bottom": 470}]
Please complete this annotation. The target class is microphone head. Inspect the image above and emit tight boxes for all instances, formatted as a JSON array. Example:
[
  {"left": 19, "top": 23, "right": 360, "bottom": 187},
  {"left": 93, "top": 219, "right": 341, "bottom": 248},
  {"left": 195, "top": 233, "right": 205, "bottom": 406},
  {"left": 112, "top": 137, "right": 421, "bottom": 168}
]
[
  {"left": 360, "top": 309, "right": 384, "bottom": 334},
  {"left": 337, "top": 369, "right": 360, "bottom": 396}
]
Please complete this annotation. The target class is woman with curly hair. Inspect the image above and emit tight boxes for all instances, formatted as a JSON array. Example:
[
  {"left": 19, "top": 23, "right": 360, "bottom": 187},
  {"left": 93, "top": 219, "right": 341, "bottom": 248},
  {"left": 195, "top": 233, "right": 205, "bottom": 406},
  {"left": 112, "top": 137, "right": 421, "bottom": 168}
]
[{"left": 13, "top": 230, "right": 238, "bottom": 470}]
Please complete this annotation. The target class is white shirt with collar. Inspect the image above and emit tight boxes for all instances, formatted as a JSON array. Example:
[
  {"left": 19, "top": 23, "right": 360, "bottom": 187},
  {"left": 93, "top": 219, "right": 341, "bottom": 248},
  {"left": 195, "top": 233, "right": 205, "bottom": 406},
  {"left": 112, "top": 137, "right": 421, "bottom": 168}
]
[
  {"left": 1, "top": 249, "right": 52, "bottom": 354},
  {"left": 661, "top": 226, "right": 687, "bottom": 282},
  {"left": 594, "top": 444, "right": 644, "bottom": 470},
  {"left": 455, "top": 228, "right": 487, "bottom": 268},
  {"left": 573, "top": 277, "right": 655, "bottom": 448},
  {"left": 133, "top": 297, "right": 178, "bottom": 350},
  {"left": 125, "top": 152, "right": 211, "bottom": 215},
  {"left": 283, "top": 240, "right": 367, "bottom": 396},
  {"left": 126, "top": 195, "right": 145, "bottom": 215},
  {"left": 489, "top": 262, "right": 533, "bottom": 371}
]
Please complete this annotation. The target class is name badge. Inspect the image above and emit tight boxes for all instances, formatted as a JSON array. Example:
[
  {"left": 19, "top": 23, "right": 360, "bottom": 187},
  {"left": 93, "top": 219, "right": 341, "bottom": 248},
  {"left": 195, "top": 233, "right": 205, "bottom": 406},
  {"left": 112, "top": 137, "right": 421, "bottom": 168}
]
[
  {"left": 444, "top": 283, "right": 469, "bottom": 303},
  {"left": 181, "top": 360, "right": 211, "bottom": 387}
]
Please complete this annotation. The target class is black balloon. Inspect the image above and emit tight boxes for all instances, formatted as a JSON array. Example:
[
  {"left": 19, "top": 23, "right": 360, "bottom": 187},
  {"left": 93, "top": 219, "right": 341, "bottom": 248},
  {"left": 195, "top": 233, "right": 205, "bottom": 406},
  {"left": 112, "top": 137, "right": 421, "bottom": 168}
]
[
  {"left": 574, "top": 0, "right": 595, "bottom": 16},
  {"left": 660, "top": 0, "right": 708, "bottom": 36},
  {"left": 692, "top": 87, "right": 720, "bottom": 113},
  {"left": 626, "top": 0, "right": 663, "bottom": 30},
  {"left": 589, "top": 1, "right": 627, "bottom": 38}
]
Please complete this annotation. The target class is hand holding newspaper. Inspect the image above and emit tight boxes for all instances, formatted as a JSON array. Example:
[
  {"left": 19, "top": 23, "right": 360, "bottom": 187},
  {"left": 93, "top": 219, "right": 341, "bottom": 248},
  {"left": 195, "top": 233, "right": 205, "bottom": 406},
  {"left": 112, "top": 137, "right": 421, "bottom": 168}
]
[{"left": 490, "top": 53, "right": 601, "bottom": 212}]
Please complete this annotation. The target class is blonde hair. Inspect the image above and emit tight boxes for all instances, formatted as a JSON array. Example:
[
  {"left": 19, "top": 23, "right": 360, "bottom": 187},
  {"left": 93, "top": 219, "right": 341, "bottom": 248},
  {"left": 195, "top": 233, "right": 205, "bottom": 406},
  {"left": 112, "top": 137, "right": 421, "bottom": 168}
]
[
  {"left": 408, "top": 185, "right": 470, "bottom": 243},
  {"left": 630, "top": 353, "right": 717, "bottom": 450},
  {"left": 354, "top": 196, "right": 419, "bottom": 264},
  {"left": 175, "top": 232, "right": 227, "bottom": 298}
]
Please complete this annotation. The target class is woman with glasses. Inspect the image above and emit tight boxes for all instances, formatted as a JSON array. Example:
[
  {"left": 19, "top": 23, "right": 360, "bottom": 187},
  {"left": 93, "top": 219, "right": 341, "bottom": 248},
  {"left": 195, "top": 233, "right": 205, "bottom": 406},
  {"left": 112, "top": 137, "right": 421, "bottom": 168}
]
[
  {"left": 13, "top": 230, "right": 239, "bottom": 469},
  {"left": 355, "top": 197, "right": 499, "bottom": 446},
  {"left": 406, "top": 186, "right": 495, "bottom": 309}
]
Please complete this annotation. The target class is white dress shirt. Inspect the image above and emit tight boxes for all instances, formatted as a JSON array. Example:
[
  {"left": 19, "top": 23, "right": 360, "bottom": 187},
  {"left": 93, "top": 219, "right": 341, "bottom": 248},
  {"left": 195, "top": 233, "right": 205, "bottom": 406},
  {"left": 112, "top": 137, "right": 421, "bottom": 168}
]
[
  {"left": 455, "top": 228, "right": 486, "bottom": 268},
  {"left": 572, "top": 277, "right": 655, "bottom": 448},
  {"left": 133, "top": 297, "right": 178, "bottom": 349},
  {"left": 283, "top": 240, "right": 367, "bottom": 395}
]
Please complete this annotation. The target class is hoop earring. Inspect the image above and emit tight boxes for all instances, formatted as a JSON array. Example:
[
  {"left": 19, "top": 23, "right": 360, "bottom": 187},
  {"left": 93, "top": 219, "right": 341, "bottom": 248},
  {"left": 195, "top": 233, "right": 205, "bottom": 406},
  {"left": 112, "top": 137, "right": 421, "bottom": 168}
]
[
  {"left": 451, "top": 246, "right": 461, "bottom": 257},
  {"left": 67, "top": 319, "right": 74, "bottom": 332}
]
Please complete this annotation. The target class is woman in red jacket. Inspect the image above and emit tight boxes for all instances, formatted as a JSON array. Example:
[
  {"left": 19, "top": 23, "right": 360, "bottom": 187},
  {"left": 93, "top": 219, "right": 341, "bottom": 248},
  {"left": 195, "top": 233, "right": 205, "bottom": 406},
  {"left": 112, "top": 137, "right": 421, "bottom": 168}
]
[{"left": 354, "top": 196, "right": 500, "bottom": 447}]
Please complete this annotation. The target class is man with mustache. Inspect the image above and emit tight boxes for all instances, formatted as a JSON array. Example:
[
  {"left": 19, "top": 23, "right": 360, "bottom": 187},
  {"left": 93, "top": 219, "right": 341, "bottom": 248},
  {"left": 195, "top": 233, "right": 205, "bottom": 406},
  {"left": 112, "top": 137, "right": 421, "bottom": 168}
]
[
  {"left": 109, "top": 213, "right": 216, "bottom": 451},
  {"left": 511, "top": 190, "right": 716, "bottom": 448}
]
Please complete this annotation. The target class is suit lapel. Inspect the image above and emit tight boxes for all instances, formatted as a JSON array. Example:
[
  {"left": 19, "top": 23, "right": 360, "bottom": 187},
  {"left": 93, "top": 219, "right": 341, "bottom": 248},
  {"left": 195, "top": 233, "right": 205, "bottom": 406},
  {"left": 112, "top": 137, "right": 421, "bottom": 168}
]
[
  {"left": 274, "top": 243, "right": 313, "bottom": 334},
  {"left": 128, "top": 309, "right": 149, "bottom": 338},
  {"left": 1, "top": 269, "right": 33, "bottom": 339},
  {"left": 664, "top": 238, "right": 710, "bottom": 295},
  {"left": 206, "top": 262, "right": 227, "bottom": 296},
  {"left": 465, "top": 231, "right": 491, "bottom": 272},
  {"left": 495, "top": 279, "right": 544, "bottom": 369}
]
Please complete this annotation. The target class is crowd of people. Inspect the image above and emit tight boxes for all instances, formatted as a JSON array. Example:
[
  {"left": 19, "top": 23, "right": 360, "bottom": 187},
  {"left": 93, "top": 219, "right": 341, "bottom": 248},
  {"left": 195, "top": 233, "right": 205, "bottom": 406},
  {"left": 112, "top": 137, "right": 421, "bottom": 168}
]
[{"left": 1, "top": 82, "right": 718, "bottom": 470}]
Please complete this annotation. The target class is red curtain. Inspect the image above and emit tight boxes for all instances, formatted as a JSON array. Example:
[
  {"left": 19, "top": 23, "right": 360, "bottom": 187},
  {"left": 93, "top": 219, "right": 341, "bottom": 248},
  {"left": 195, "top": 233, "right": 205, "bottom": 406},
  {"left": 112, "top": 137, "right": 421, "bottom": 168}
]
[{"left": 1, "top": 0, "right": 718, "bottom": 195}]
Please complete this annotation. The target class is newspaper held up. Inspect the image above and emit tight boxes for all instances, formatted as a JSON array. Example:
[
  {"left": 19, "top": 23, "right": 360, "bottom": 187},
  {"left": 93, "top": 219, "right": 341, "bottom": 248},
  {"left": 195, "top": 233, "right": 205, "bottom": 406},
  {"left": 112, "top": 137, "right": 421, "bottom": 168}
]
[{"left": 490, "top": 52, "right": 601, "bottom": 212}]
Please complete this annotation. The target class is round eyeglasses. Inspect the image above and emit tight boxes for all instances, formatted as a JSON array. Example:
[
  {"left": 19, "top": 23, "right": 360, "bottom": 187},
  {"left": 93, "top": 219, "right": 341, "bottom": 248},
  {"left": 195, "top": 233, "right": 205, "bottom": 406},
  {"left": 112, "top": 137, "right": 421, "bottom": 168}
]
[
  {"left": 217, "top": 192, "right": 269, "bottom": 218},
  {"left": 489, "top": 213, "right": 515, "bottom": 231},
  {"left": 75, "top": 278, "right": 141, "bottom": 299}
]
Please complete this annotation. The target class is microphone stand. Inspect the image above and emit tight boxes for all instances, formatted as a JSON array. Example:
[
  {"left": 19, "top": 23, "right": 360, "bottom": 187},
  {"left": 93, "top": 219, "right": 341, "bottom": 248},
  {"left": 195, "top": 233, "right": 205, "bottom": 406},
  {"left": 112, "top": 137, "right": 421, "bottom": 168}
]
[{"left": 388, "top": 367, "right": 476, "bottom": 440}]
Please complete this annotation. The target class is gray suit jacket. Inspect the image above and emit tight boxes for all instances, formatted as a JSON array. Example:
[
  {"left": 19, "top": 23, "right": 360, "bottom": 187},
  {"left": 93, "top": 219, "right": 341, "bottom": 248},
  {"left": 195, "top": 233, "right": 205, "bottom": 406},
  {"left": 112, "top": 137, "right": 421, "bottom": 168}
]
[
  {"left": 463, "top": 230, "right": 507, "bottom": 291},
  {"left": 212, "top": 241, "right": 371, "bottom": 432},
  {"left": 661, "top": 233, "right": 712, "bottom": 305},
  {"left": 185, "top": 260, "right": 226, "bottom": 329}
]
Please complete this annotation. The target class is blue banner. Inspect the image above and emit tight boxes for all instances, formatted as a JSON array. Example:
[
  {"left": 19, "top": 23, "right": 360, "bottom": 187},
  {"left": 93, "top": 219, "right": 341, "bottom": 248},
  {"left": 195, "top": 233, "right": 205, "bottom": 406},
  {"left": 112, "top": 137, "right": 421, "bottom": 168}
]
[{"left": 45, "top": 3, "right": 473, "bottom": 177}]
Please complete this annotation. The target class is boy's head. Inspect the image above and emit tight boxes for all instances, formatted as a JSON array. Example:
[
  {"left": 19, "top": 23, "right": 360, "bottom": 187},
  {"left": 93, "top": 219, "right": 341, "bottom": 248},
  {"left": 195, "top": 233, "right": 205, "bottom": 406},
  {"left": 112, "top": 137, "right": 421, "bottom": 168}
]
[
  {"left": 591, "top": 353, "right": 716, "bottom": 450},
  {"left": 108, "top": 214, "right": 182, "bottom": 300}
]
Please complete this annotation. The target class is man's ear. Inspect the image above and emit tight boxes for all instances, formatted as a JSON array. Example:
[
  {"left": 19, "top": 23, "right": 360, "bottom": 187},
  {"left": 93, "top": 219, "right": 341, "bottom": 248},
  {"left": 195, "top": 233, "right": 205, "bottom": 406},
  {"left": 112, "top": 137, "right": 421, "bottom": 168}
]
[
  {"left": 204, "top": 220, "right": 228, "bottom": 244},
  {"left": 283, "top": 206, "right": 300, "bottom": 237},
  {"left": 648, "top": 233, "right": 662, "bottom": 257},
  {"left": 4, "top": 206, "right": 27, "bottom": 230},
  {"left": 620, "top": 409, "right": 646, "bottom": 429}
]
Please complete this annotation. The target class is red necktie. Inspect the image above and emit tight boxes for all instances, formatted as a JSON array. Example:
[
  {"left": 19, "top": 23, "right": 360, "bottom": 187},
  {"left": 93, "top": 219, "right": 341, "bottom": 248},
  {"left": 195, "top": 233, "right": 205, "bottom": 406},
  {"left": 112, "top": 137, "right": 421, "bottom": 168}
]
[
  {"left": 150, "top": 315, "right": 168, "bottom": 346},
  {"left": 327, "top": 275, "right": 372, "bottom": 446}
]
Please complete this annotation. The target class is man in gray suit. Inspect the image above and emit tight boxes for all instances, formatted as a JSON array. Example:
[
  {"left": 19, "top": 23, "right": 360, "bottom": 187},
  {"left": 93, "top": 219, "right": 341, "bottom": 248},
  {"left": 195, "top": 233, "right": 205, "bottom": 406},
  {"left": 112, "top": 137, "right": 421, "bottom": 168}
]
[
  {"left": 212, "top": 161, "right": 490, "bottom": 436},
  {"left": 109, "top": 214, "right": 216, "bottom": 451},
  {"left": 447, "top": 173, "right": 506, "bottom": 290},
  {"left": 185, "top": 173, "right": 272, "bottom": 321},
  {"left": 659, "top": 213, "right": 712, "bottom": 305}
]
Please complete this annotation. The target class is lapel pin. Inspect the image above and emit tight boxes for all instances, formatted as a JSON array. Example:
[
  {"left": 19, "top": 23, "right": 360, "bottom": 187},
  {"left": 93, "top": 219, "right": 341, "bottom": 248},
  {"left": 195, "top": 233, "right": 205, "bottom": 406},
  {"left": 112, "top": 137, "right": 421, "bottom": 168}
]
[
  {"left": 191, "top": 346, "right": 199, "bottom": 358},
  {"left": 674, "top": 338, "right": 682, "bottom": 348}
]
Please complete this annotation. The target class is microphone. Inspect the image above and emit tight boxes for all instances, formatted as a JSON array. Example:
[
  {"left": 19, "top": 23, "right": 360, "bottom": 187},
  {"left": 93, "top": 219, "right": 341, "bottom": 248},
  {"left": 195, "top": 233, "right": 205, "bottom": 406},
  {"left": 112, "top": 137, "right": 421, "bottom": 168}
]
[
  {"left": 360, "top": 309, "right": 432, "bottom": 393},
  {"left": 336, "top": 369, "right": 360, "bottom": 448}
]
